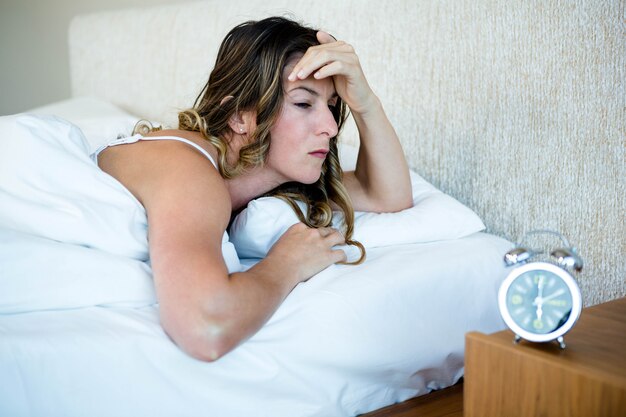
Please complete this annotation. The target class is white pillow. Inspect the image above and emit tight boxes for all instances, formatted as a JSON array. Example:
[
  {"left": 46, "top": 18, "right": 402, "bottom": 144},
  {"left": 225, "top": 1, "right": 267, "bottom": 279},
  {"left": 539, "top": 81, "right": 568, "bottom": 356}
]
[
  {"left": 229, "top": 169, "right": 485, "bottom": 261},
  {"left": 27, "top": 96, "right": 141, "bottom": 151}
]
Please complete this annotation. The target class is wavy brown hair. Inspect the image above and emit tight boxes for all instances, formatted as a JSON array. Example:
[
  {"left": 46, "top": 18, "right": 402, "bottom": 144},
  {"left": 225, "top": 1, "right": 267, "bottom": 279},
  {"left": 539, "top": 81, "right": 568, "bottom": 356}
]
[{"left": 177, "top": 16, "right": 365, "bottom": 264}]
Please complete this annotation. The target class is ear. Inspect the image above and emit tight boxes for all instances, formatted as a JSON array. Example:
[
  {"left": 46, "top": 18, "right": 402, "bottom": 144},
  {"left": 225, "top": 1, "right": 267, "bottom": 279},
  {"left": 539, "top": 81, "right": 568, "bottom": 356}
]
[
  {"left": 220, "top": 95, "right": 234, "bottom": 106},
  {"left": 219, "top": 95, "right": 242, "bottom": 134},
  {"left": 227, "top": 109, "right": 257, "bottom": 136}
]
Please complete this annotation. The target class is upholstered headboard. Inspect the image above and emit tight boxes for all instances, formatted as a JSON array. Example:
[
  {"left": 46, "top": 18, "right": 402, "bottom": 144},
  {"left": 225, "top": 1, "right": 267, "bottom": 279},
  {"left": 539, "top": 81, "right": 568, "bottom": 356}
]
[{"left": 69, "top": 0, "right": 625, "bottom": 306}]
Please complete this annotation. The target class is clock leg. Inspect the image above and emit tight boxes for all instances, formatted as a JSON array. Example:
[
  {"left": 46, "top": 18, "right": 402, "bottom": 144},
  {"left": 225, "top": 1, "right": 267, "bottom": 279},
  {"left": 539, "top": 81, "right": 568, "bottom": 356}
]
[
  {"left": 557, "top": 336, "right": 566, "bottom": 349},
  {"left": 513, "top": 334, "right": 522, "bottom": 344}
]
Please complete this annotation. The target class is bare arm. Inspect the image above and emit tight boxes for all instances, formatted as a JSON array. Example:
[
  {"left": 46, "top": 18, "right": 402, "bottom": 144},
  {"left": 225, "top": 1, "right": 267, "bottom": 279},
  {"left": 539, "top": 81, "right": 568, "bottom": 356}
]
[
  {"left": 289, "top": 32, "right": 413, "bottom": 212},
  {"left": 129, "top": 142, "right": 346, "bottom": 361},
  {"left": 343, "top": 98, "right": 413, "bottom": 212}
]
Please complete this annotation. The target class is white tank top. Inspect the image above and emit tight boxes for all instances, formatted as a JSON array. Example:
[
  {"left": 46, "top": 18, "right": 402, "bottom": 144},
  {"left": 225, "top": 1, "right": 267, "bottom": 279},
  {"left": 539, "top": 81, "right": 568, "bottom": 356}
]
[{"left": 91, "top": 134, "right": 217, "bottom": 168}]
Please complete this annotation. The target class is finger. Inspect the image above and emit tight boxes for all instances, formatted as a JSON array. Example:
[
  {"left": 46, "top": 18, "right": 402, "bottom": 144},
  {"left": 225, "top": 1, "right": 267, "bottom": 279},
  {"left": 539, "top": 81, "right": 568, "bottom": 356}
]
[
  {"left": 317, "top": 226, "right": 335, "bottom": 238},
  {"left": 331, "top": 248, "right": 348, "bottom": 264},
  {"left": 288, "top": 49, "right": 331, "bottom": 81},
  {"left": 312, "top": 60, "right": 344, "bottom": 80},
  {"left": 288, "top": 41, "right": 353, "bottom": 81},
  {"left": 317, "top": 31, "right": 337, "bottom": 44},
  {"left": 324, "top": 229, "right": 346, "bottom": 246},
  {"left": 289, "top": 48, "right": 353, "bottom": 81}
]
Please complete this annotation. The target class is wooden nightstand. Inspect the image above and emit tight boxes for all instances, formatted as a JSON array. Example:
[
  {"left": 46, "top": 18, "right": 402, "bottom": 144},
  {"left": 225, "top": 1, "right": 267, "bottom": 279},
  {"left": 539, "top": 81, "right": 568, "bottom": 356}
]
[{"left": 464, "top": 296, "right": 626, "bottom": 417}]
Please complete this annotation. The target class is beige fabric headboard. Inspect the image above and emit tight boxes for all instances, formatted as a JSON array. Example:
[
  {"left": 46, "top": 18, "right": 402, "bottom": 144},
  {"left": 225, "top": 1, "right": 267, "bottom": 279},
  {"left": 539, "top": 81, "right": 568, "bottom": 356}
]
[{"left": 69, "top": 0, "right": 625, "bottom": 306}]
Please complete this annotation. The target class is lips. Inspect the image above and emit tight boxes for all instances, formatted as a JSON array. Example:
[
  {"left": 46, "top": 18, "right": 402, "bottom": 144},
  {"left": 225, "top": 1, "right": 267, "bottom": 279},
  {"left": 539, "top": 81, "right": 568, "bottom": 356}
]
[{"left": 309, "top": 149, "right": 329, "bottom": 159}]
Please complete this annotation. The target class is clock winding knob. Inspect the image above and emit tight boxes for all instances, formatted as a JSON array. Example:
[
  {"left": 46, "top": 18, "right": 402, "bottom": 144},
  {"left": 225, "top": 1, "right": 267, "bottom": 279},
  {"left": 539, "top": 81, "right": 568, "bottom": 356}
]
[
  {"left": 550, "top": 248, "right": 584, "bottom": 272},
  {"left": 504, "top": 247, "right": 534, "bottom": 266}
]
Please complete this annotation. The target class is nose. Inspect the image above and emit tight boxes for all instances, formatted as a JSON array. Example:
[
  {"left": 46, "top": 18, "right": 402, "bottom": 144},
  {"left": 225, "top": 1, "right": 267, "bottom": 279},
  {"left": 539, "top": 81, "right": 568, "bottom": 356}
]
[{"left": 317, "top": 106, "right": 338, "bottom": 138}]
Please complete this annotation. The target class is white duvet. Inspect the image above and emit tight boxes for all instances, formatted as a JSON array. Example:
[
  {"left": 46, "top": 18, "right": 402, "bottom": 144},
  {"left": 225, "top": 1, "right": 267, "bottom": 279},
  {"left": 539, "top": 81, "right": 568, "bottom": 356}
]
[
  {"left": 0, "top": 108, "right": 511, "bottom": 417},
  {"left": 0, "top": 114, "right": 240, "bottom": 314}
]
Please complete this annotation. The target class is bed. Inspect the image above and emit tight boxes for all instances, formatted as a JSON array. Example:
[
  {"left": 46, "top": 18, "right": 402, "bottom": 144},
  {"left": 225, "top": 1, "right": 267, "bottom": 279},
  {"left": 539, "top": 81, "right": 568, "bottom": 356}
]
[{"left": 0, "top": 98, "right": 511, "bottom": 417}]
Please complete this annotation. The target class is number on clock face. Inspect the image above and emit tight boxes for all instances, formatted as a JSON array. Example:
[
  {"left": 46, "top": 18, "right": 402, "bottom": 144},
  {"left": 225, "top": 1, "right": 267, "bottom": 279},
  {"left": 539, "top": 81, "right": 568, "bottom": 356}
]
[{"left": 505, "top": 270, "right": 573, "bottom": 334}]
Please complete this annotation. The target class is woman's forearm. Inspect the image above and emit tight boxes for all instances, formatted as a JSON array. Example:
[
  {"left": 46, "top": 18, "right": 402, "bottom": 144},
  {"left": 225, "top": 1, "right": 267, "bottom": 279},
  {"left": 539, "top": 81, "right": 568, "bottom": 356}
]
[
  {"left": 351, "top": 97, "right": 413, "bottom": 212},
  {"left": 214, "top": 259, "right": 296, "bottom": 352},
  {"left": 176, "top": 257, "right": 295, "bottom": 362},
  {"left": 173, "top": 223, "right": 346, "bottom": 361}
]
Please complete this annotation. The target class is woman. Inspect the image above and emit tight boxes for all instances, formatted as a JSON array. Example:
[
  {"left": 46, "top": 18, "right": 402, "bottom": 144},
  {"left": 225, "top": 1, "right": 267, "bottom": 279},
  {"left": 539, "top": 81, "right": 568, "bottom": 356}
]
[{"left": 95, "top": 17, "right": 412, "bottom": 361}]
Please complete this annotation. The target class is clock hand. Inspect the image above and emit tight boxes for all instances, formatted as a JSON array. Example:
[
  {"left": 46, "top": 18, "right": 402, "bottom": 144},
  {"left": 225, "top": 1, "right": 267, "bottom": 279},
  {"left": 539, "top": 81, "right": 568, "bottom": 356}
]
[
  {"left": 533, "top": 276, "right": 547, "bottom": 305},
  {"left": 534, "top": 276, "right": 545, "bottom": 319},
  {"left": 540, "top": 288, "right": 566, "bottom": 304}
]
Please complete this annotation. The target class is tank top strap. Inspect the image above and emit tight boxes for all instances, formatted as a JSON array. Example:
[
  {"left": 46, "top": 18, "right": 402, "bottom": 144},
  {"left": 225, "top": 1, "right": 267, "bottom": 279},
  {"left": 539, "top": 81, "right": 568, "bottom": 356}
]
[
  {"left": 139, "top": 135, "right": 218, "bottom": 168},
  {"left": 91, "top": 134, "right": 218, "bottom": 169}
]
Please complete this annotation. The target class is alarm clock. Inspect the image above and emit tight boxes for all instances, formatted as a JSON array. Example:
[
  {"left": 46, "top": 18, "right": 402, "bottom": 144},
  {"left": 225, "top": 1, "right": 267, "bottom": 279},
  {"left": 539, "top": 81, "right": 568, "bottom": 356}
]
[{"left": 498, "top": 230, "right": 583, "bottom": 349}]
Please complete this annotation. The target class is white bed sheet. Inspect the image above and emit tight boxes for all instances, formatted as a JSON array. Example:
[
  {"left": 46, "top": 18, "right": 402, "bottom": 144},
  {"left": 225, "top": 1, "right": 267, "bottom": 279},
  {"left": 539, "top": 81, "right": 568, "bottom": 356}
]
[
  {"left": 0, "top": 99, "right": 512, "bottom": 417},
  {"left": 1, "top": 234, "right": 510, "bottom": 417}
]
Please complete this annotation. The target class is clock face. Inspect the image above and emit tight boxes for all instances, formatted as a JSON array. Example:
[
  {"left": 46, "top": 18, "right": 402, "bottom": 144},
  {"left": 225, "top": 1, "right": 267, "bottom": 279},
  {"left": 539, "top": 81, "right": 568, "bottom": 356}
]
[
  {"left": 499, "top": 262, "right": 582, "bottom": 342},
  {"left": 505, "top": 269, "right": 573, "bottom": 334}
]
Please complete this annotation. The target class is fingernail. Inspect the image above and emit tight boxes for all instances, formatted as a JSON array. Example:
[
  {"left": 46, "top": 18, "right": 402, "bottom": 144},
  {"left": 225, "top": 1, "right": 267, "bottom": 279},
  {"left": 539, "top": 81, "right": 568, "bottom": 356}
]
[
  {"left": 297, "top": 70, "right": 304, "bottom": 79},
  {"left": 288, "top": 72, "right": 296, "bottom": 81}
]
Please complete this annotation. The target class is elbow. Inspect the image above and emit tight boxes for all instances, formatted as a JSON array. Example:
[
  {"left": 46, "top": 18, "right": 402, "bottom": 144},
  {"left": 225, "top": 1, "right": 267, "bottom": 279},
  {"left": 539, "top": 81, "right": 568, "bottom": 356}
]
[
  {"left": 391, "top": 195, "right": 414, "bottom": 212},
  {"left": 393, "top": 185, "right": 414, "bottom": 211},
  {"left": 370, "top": 184, "right": 413, "bottom": 213},
  {"left": 184, "top": 336, "right": 231, "bottom": 362},
  {"left": 372, "top": 194, "right": 414, "bottom": 213},
  {"left": 161, "top": 315, "right": 235, "bottom": 362}
]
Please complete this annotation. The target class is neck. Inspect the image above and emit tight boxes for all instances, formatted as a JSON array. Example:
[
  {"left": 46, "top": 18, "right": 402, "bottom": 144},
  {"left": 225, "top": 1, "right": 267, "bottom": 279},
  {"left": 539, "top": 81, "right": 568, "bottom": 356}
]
[
  {"left": 220, "top": 132, "right": 286, "bottom": 211},
  {"left": 225, "top": 166, "right": 284, "bottom": 211}
]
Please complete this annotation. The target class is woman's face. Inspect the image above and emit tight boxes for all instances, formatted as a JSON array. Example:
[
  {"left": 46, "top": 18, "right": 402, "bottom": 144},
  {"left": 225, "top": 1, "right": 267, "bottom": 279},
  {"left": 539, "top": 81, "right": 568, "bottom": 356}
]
[{"left": 264, "top": 56, "right": 339, "bottom": 184}]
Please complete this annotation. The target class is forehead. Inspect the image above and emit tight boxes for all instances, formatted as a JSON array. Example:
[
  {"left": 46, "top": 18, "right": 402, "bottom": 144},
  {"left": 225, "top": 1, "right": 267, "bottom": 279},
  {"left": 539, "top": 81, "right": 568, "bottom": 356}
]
[{"left": 282, "top": 54, "right": 336, "bottom": 98}]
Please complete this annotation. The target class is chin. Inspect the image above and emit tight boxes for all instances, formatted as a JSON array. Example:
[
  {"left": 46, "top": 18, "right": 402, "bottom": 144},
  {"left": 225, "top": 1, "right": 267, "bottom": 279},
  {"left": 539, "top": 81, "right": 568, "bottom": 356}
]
[
  {"left": 297, "top": 177, "right": 321, "bottom": 185},
  {"left": 295, "top": 170, "right": 323, "bottom": 185}
]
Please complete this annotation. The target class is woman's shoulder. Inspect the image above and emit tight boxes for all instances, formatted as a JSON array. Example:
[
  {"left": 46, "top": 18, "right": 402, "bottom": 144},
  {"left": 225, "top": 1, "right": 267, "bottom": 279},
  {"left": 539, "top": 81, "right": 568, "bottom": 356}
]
[
  {"left": 99, "top": 129, "right": 231, "bottom": 217},
  {"left": 143, "top": 129, "right": 219, "bottom": 164}
]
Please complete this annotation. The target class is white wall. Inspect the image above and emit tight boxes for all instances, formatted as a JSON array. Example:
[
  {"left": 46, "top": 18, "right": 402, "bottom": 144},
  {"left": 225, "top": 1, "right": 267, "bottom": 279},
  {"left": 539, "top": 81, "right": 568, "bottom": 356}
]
[{"left": 0, "top": 0, "right": 191, "bottom": 115}]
